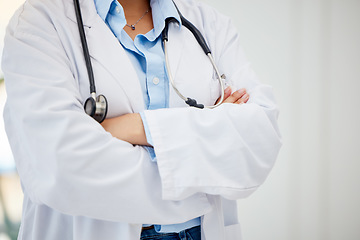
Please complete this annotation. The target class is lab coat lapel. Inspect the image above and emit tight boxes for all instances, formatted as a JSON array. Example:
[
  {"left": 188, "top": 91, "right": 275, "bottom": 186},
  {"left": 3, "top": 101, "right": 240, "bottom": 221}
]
[
  {"left": 166, "top": 23, "right": 185, "bottom": 81},
  {"left": 65, "top": 0, "right": 144, "bottom": 113},
  {"left": 65, "top": 0, "right": 97, "bottom": 27},
  {"left": 85, "top": 19, "right": 144, "bottom": 113},
  {"left": 64, "top": 0, "right": 190, "bottom": 112}
]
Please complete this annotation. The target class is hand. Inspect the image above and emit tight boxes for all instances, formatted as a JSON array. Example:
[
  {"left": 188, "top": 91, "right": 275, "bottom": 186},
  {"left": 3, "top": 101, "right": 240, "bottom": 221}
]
[{"left": 216, "top": 87, "right": 249, "bottom": 105}]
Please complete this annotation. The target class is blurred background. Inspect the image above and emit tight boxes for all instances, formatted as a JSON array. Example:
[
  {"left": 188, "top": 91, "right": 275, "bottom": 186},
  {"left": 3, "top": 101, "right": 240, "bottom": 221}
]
[
  {"left": 0, "top": 1, "right": 24, "bottom": 239},
  {"left": 0, "top": 0, "right": 359, "bottom": 239}
]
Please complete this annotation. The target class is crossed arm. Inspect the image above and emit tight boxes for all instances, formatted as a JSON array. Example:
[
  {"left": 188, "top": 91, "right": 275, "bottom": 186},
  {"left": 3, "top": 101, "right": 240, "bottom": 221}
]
[{"left": 101, "top": 87, "right": 249, "bottom": 145}]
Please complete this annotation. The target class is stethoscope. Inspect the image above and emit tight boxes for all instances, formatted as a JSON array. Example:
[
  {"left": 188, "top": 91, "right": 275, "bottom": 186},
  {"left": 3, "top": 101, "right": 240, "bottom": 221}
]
[{"left": 73, "top": 0, "right": 225, "bottom": 123}]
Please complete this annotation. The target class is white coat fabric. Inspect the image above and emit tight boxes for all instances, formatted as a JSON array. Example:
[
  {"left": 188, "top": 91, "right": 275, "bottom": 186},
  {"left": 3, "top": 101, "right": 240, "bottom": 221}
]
[{"left": 2, "top": 0, "right": 282, "bottom": 239}]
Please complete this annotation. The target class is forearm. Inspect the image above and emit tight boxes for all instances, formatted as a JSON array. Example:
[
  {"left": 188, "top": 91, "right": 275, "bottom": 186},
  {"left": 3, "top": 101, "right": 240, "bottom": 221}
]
[
  {"left": 101, "top": 89, "right": 248, "bottom": 146},
  {"left": 101, "top": 113, "right": 151, "bottom": 146}
]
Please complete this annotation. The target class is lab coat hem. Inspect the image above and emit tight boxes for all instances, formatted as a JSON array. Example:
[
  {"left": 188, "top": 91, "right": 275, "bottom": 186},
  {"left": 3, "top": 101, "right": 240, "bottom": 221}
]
[{"left": 161, "top": 185, "right": 259, "bottom": 201}]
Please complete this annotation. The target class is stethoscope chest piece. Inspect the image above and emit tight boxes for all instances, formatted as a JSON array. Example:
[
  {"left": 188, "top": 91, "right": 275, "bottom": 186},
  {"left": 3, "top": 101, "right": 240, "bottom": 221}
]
[
  {"left": 74, "top": 0, "right": 108, "bottom": 123},
  {"left": 84, "top": 93, "right": 108, "bottom": 123},
  {"left": 75, "top": 0, "right": 225, "bottom": 122}
]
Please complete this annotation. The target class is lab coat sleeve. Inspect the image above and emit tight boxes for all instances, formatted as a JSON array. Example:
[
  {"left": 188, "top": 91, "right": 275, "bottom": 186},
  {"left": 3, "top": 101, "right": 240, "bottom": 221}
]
[
  {"left": 143, "top": 7, "right": 282, "bottom": 201},
  {"left": 139, "top": 111, "right": 158, "bottom": 162},
  {"left": 1, "top": 4, "right": 211, "bottom": 224}
]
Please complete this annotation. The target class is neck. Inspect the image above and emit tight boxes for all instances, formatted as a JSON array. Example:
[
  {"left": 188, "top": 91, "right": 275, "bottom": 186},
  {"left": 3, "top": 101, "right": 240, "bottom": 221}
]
[
  {"left": 117, "top": 0, "right": 150, "bottom": 15},
  {"left": 117, "top": 0, "right": 153, "bottom": 40}
]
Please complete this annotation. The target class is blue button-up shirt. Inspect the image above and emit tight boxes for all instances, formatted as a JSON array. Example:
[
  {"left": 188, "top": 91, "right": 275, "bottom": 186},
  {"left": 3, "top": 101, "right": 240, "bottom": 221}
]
[{"left": 93, "top": 0, "right": 200, "bottom": 233}]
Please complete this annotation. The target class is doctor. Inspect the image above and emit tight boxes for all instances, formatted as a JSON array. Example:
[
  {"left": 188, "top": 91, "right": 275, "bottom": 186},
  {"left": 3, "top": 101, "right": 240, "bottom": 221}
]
[{"left": 2, "top": 0, "right": 281, "bottom": 239}]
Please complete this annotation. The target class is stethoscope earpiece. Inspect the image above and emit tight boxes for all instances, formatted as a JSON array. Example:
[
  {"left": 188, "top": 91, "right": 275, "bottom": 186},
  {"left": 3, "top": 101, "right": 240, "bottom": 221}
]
[{"left": 84, "top": 93, "right": 108, "bottom": 123}]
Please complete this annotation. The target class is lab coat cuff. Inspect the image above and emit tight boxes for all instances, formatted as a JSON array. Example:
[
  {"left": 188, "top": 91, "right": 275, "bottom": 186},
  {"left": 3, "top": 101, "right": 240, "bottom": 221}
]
[
  {"left": 142, "top": 108, "right": 184, "bottom": 200},
  {"left": 139, "top": 111, "right": 154, "bottom": 146},
  {"left": 140, "top": 112, "right": 157, "bottom": 162}
]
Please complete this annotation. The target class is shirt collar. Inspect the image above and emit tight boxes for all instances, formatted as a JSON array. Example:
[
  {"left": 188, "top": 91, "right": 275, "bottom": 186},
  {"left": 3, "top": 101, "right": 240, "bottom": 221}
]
[
  {"left": 150, "top": 0, "right": 181, "bottom": 37},
  {"left": 93, "top": 0, "right": 181, "bottom": 38},
  {"left": 93, "top": 0, "right": 114, "bottom": 22}
]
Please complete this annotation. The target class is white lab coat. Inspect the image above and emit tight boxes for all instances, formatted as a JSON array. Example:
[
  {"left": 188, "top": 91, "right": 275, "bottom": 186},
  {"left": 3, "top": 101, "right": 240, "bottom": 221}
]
[{"left": 2, "top": 0, "right": 281, "bottom": 239}]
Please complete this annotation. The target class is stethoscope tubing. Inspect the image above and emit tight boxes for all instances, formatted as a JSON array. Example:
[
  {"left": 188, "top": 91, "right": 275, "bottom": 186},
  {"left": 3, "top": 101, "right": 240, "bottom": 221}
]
[
  {"left": 73, "top": 0, "right": 96, "bottom": 95},
  {"left": 74, "top": 0, "right": 226, "bottom": 123},
  {"left": 163, "top": 1, "right": 225, "bottom": 108},
  {"left": 164, "top": 39, "right": 225, "bottom": 109}
]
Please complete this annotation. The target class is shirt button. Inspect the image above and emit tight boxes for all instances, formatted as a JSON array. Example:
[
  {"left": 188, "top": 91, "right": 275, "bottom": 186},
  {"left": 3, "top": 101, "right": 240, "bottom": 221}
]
[
  {"left": 115, "top": 6, "right": 121, "bottom": 14},
  {"left": 152, "top": 77, "right": 160, "bottom": 85}
]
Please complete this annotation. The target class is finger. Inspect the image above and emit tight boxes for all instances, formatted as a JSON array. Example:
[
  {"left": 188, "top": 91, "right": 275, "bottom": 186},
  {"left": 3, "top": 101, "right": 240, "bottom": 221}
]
[
  {"left": 215, "top": 87, "right": 232, "bottom": 105},
  {"left": 223, "top": 88, "right": 246, "bottom": 103},
  {"left": 235, "top": 93, "right": 249, "bottom": 104},
  {"left": 224, "top": 87, "right": 232, "bottom": 98}
]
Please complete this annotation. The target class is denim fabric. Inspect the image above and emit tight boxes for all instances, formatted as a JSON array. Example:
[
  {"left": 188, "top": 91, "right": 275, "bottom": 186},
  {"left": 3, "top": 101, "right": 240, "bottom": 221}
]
[{"left": 141, "top": 226, "right": 201, "bottom": 240}]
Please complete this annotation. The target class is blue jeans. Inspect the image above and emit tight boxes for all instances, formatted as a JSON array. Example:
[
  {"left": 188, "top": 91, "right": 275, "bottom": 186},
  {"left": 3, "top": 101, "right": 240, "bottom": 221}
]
[{"left": 140, "top": 226, "right": 201, "bottom": 240}]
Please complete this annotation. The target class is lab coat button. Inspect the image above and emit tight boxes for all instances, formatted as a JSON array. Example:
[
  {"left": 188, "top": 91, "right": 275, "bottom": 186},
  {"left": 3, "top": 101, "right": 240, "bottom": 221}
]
[
  {"left": 115, "top": 6, "right": 121, "bottom": 14},
  {"left": 152, "top": 77, "right": 160, "bottom": 85}
]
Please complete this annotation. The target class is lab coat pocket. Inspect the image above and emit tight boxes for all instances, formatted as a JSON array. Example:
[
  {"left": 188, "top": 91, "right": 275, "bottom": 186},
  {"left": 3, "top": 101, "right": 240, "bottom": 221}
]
[{"left": 224, "top": 223, "right": 242, "bottom": 240}]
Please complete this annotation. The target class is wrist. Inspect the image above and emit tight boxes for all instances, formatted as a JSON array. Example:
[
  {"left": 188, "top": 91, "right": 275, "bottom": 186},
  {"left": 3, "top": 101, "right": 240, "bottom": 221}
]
[{"left": 128, "top": 113, "right": 148, "bottom": 146}]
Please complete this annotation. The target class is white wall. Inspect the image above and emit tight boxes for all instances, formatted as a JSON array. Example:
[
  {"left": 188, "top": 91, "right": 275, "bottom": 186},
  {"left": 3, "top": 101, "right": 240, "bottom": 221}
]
[{"left": 199, "top": 0, "right": 360, "bottom": 239}]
